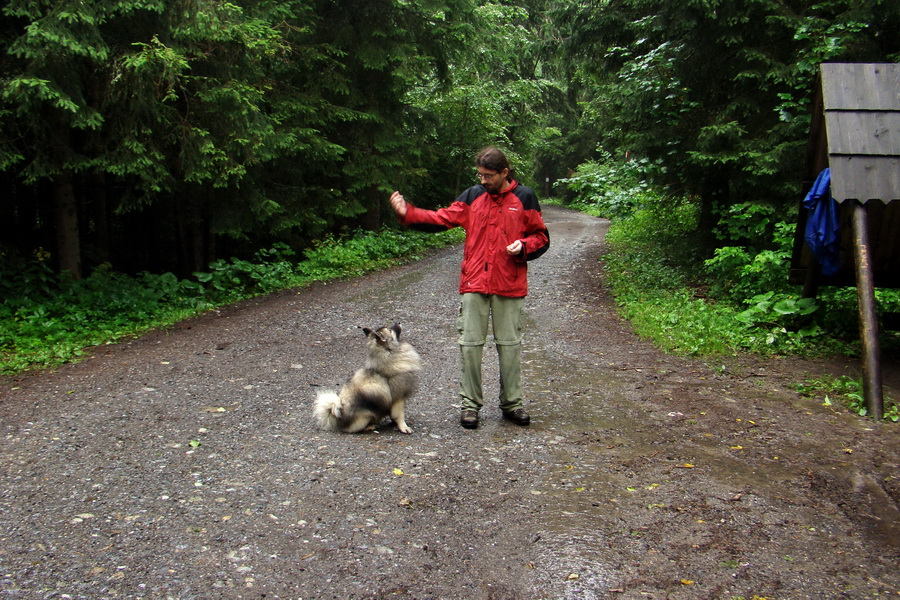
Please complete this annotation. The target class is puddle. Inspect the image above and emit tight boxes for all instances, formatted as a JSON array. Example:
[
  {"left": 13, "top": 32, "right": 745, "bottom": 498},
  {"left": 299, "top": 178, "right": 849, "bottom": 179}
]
[
  {"left": 518, "top": 351, "right": 652, "bottom": 593},
  {"left": 347, "top": 270, "right": 428, "bottom": 305}
]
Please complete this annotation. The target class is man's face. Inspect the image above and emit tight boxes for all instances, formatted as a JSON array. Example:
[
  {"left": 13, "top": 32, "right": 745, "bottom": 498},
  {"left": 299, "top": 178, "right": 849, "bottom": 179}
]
[{"left": 476, "top": 168, "right": 509, "bottom": 194}]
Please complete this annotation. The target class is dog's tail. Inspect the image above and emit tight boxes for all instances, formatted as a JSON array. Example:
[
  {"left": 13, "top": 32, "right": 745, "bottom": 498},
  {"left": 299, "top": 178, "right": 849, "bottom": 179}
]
[{"left": 313, "top": 390, "right": 342, "bottom": 431}]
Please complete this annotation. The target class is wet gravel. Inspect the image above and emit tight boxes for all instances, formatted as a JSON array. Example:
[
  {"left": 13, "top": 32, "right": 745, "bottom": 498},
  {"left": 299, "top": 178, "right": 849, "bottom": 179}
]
[{"left": 1, "top": 205, "right": 898, "bottom": 600}]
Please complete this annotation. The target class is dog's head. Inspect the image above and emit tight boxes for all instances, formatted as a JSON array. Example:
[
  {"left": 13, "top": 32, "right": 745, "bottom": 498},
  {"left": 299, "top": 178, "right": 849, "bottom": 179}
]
[{"left": 362, "top": 323, "right": 402, "bottom": 347}]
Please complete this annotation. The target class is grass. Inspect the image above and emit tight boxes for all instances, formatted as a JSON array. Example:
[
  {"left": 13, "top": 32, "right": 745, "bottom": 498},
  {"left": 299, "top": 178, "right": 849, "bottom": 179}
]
[
  {"left": 600, "top": 199, "right": 864, "bottom": 358},
  {"left": 796, "top": 375, "right": 900, "bottom": 422}
]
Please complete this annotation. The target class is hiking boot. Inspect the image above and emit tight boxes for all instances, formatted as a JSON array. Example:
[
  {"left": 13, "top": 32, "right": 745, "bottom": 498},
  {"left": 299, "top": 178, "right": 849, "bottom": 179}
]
[
  {"left": 501, "top": 408, "right": 531, "bottom": 426},
  {"left": 460, "top": 409, "right": 479, "bottom": 429}
]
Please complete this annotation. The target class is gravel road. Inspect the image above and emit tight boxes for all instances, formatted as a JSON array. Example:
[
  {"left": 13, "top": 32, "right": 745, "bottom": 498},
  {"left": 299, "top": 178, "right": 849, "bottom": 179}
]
[{"left": 1, "top": 205, "right": 898, "bottom": 600}]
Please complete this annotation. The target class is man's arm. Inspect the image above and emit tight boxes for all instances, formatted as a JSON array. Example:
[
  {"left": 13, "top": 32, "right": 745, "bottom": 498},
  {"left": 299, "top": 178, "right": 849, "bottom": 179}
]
[{"left": 388, "top": 190, "right": 468, "bottom": 232}]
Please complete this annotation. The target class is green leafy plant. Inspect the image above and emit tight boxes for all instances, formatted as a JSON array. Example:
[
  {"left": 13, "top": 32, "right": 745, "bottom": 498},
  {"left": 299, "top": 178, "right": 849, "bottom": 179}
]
[
  {"left": 735, "top": 291, "right": 821, "bottom": 348},
  {"left": 556, "top": 153, "right": 663, "bottom": 219},
  {"left": 797, "top": 375, "right": 899, "bottom": 422},
  {"left": 0, "top": 228, "right": 464, "bottom": 375}
]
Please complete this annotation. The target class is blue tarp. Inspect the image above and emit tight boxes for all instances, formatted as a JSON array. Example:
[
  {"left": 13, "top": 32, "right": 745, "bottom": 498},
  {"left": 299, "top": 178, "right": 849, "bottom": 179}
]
[{"left": 803, "top": 168, "right": 841, "bottom": 276}]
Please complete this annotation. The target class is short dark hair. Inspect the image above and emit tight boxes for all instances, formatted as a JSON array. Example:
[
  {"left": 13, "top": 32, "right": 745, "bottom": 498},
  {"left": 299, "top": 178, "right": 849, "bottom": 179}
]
[{"left": 475, "top": 147, "right": 512, "bottom": 180}]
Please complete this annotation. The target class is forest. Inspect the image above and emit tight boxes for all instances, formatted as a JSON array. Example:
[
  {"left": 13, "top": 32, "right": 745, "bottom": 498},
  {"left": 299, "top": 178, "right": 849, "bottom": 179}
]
[{"left": 1, "top": 1, "right": 899, "bottom": 388}]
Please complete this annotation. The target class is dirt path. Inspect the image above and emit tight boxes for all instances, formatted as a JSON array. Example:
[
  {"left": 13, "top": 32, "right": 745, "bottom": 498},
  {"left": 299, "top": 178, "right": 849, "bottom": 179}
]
[{"left": 1, "top": 205, "right": 898, "bottom": 600}]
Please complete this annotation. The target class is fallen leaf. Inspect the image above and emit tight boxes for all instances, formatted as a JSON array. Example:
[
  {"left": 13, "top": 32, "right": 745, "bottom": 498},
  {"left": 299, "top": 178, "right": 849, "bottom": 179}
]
[
  {"left": 566, "top": 573, "right": 579, "bottom": 580},
  {"left": 393, "top": 468, "right": 405, "bottom": 476},
  {"left": 677, "top": 464, "right": 695, "bottom": 469},
  {"left": 681, "top": 579, "right": 694, "bottom": 585}
]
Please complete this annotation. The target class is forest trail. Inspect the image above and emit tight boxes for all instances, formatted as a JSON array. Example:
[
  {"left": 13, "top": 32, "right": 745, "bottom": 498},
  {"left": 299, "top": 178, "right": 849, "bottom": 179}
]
[{"left": 1, "top": 205, "right": 898, "bottom": 600}]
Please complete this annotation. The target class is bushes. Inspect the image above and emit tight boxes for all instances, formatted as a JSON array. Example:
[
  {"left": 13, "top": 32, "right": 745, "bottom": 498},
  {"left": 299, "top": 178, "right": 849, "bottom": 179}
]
[
  {"left": 0, "top": 227, "right": 464, "bottom": 374},
  {"left": 555, "top": 152, "right": 663, "bottom": 219},
  {"left": 555, "top": 155, "right": 888, "bottom": 358},
  {"left": 601, "top": 201, "right": 760, "bottom": 355},
  {"left": 0, "top": 259, "right": 209, "bottom": 373}
]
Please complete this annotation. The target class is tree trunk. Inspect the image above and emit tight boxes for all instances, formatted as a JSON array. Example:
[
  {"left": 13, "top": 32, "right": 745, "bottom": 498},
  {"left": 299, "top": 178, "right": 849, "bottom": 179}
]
[
  {"left": 363, "top": 186, "right": 381, "bottom": 231},
  {"left": 54, "top": 170, "right": 82, "bottom": 280},
  {"left": 92, "top": 172, "right": 110, "bottom": 265},
  {"left": 175, "top": 189, "right": 216, "bottom": 275}
]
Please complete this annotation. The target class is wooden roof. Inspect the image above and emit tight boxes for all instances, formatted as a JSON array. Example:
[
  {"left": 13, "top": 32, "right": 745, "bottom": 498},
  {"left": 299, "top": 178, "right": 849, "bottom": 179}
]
[{"left": 818, "top": 62, "right": 900, "bottom": 203}]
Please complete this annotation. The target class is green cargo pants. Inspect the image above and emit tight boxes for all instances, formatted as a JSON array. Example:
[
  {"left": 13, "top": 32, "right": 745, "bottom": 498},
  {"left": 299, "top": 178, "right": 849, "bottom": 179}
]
[{"left": 456, "top": 293, "right": 525, "bottom": 412}]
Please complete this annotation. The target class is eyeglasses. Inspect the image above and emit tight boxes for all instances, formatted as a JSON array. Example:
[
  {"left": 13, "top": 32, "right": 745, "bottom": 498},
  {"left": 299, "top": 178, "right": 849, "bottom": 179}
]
[{"left": 476, "top": 171, "right": 499, "bottom": 180}]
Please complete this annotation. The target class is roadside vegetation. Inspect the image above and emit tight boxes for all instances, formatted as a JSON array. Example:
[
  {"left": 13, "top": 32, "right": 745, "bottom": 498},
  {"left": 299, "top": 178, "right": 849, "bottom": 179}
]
[
  {"left": 555, "top": 157, "right": 900, "bottom": 422},
  {"left": 0, "top": 229, "right": 463, "bottom": 375}
]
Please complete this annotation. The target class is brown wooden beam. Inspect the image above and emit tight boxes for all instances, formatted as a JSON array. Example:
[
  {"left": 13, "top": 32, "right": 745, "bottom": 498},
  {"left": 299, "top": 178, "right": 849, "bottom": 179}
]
[{"left": 851, "top": 201, "right": 884, "bottom": 420}]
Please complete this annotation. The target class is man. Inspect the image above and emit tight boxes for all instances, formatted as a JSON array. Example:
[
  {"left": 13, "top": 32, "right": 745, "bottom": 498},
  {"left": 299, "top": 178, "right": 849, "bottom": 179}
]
[{"left": 389, "top": 147, "right": 550, "bottom": 429}]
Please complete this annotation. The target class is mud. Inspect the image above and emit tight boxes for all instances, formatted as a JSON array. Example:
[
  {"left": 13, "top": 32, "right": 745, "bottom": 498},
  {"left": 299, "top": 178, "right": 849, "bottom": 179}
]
[{"left": 0, "top": 205, "right": 898, "bottom": 600}]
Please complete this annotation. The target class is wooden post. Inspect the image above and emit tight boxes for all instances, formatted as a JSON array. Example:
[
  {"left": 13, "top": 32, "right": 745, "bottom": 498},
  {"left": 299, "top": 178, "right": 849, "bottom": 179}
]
[{"left": 851, "top": 201, "right": 884, "bottom": 419}]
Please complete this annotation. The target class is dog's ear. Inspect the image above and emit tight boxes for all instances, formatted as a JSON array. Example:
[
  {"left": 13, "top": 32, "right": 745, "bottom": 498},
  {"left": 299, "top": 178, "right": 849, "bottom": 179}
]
[
  {"left": 391, "top": 323, "right": 402, "bottom": 340},
  {"left": 361, "top": 327, "right": 373, "bottom": 337}
]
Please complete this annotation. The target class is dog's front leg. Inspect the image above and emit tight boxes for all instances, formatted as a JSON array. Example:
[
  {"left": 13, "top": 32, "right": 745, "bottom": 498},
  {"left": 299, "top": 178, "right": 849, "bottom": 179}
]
[{"left": 390, "top": 399, "right": 412, "bottom": 434}]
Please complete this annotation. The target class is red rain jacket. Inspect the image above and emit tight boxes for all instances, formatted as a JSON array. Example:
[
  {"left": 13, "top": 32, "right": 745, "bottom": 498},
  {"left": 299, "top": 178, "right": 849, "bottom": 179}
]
[{"left": 399, "top": 180, "right": 549, "bottom": 297}]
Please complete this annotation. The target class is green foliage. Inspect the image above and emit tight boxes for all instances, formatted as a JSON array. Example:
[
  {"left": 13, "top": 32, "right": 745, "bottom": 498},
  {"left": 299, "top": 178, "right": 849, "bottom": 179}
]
[
  {"left": 0, "top": 227, "right": 463, "bottom": 374},
  {"left": 704, "top": 216, "right": 796, "bottom": 305},
  {"left": 402, "top": 0, "right": 565, "bottom": 198},
  {"left": 797, "top": 375, "right": 900, "bottom": 423},
  {"left": 604, "top": 199, "right": 866, "bottom": 355},
  {"left": 555, "top": 152, "right": 663, "bottom": 219},
  {"left": 602, "top": 202, "right": 745, "bottom": 355},
  {"left": 1, "top": 0, "right": 483, "bottom": 277},
  {"left": 193, "top": 243, "right": 298, "bottom": 301},
  {"left": 551, "top": 0, "right": 900, "bottom": 218},
  {"left": 298, "top": 228, "right": 464, "bottom": 281},
  {"left": 602, "top": 199, "right": 749, "bottom": 356},
  {"left": 0, "top": 257, "right": 209, "bottom": 374},
  {"left": 592, "top": 170, "right": 865, "bottom": 357},
  {"left": 734, "top": 291, "right": 824, "bottom": 350}
]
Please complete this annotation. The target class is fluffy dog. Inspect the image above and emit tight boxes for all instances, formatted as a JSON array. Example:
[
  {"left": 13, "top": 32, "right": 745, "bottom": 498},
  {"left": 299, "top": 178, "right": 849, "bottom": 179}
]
[{"left": 314, "top": 323, "right": 421, "bottom": 434}]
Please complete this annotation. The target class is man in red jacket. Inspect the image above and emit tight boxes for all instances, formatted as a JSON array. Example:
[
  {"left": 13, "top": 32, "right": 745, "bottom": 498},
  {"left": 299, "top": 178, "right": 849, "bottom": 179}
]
[{"left": 389, "top": 147, "right": 550, "bottom": 429}]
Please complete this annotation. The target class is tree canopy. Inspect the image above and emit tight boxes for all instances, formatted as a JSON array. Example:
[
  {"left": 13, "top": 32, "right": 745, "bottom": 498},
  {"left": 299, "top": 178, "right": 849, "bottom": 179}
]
[{"left": 1, "top": 0, "right": 897, "bottom": 278}]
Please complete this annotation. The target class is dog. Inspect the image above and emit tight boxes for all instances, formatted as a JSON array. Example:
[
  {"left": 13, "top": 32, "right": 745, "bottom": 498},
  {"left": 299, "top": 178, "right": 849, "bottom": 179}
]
[{"left": 313, "top": 323, "right": 421, "bottom": 434}]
